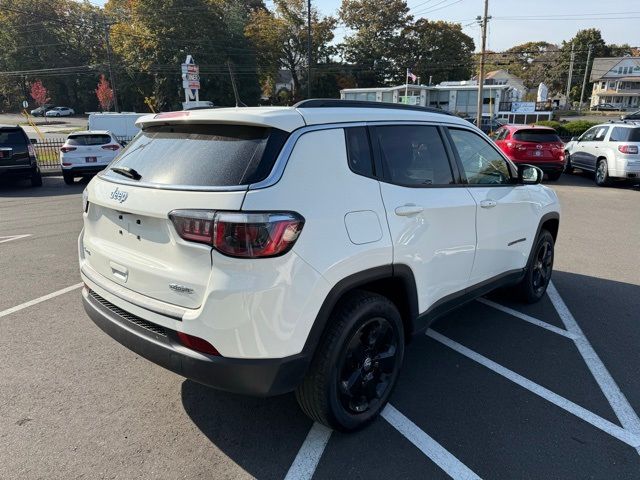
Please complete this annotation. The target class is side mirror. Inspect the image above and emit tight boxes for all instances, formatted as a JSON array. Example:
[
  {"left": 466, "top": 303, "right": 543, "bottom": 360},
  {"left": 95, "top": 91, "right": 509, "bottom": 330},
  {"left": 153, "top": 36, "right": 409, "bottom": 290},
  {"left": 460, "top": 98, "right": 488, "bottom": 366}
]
[
  {"left": 518, "top": 164, "right": 543, "bottom": 185},
  {"left": 30, "top": 138, "right": 37, "bottom": 144}
]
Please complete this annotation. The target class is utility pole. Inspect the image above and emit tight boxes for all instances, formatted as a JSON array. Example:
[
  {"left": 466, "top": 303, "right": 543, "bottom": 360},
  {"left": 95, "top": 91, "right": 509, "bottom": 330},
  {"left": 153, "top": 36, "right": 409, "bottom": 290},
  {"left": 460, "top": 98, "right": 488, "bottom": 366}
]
[
  {"left": 565, "top": 43, "right": 575, "bottom": 108},
  {"left": 579, "top": 44, "right": 593, "bottom": 112},
  {"left": 475, "top": 0, "right": 490, "bottom": 127},
  {"left": 307, "top": 0, "right": 312, "bottom": 99},
  {"left": 103, "top": 18, "right": 119, "bottom": 112}
]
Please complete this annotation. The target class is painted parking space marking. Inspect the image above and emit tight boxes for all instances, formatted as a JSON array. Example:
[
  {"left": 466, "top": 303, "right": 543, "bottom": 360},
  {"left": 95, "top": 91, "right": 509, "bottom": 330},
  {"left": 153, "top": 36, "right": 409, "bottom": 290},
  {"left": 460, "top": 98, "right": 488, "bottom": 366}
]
[
  {"left": 0, "top": 283, "right": 83, "bottom": 319},
  {"left": 284, "top": 422, "right": 332, "bottom": 480},
  {"left": 0, "top": 234, "right": 31, "bottom": 244},
  {"left": 477, "top": 297, "right": 580, "bottom": 340},
  {"left": 426, "top": 329, "right": 640, "bottom": 448},
  {"left": 382, "top": 404, "right": 482, "bottom": 480},
  {"left": 547, "top": 281, "right": 640, "bottom": 452}
]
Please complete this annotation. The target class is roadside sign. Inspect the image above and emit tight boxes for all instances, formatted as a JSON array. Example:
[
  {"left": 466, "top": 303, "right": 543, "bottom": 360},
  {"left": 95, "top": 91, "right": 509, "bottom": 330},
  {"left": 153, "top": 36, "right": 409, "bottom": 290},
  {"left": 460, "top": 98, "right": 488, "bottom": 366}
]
[
  {"left": 181, "top": 55, "right": 200, "bottom": 103},
  {"left": 22, "top": 100, "right": 28, "bottom": 108}
]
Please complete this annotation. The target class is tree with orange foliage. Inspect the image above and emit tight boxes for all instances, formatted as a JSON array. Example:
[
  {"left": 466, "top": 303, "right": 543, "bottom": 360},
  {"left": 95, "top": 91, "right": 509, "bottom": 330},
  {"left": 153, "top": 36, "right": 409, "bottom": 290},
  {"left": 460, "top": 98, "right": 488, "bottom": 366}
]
[{"left": 95, "top": 75, "right": 114, "bottom": 111}]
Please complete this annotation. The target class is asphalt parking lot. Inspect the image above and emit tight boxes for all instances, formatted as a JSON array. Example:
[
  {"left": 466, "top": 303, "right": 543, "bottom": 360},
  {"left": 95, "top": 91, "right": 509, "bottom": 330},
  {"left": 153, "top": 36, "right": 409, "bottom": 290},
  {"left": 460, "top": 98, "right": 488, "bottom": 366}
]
[{"left": 1, "top": 173, "right": 639, "bottom": 479}]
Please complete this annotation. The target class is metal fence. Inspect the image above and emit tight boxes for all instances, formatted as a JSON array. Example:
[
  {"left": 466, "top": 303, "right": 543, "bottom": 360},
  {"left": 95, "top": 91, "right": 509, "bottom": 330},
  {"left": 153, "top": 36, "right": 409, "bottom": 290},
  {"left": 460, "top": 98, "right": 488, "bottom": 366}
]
[{"left": 35, "top": 136, "right": 133, "bottom": 170}]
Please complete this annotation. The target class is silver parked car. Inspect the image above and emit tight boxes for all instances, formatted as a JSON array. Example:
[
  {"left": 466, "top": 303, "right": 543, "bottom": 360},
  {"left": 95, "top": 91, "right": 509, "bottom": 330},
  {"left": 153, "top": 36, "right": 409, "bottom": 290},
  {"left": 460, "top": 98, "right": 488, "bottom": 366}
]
[{"left": 565, "top": 122, "right": 640, "bottom": 186}]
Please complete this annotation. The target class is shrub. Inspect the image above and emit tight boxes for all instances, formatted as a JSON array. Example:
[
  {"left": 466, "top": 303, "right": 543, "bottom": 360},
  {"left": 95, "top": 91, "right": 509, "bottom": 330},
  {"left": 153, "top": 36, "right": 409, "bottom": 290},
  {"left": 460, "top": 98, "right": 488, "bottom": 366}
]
[{"left": 535, "top": 120, "right": 598, "bottom": 138}]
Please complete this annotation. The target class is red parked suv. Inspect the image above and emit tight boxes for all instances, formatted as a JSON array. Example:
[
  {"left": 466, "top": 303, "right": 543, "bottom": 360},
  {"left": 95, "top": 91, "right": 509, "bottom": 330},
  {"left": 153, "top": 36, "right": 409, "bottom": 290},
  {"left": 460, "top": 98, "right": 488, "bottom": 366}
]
[{"left": 492, "top": 125, "right": 565, "bottom": 181}]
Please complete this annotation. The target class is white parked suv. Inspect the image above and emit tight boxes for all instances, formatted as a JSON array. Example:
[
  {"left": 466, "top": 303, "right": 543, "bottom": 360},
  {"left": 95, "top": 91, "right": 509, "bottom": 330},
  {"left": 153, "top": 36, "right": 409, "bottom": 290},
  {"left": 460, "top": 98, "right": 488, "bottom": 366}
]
[
  {"left": 60, "top": 130, "right": 122, "bottom": 185},
  {"left": 79, "top": 100, "right": 560, "bottom": 430},
  {"left": 565, "top": 122, "right": 640, "bottom": 186}
]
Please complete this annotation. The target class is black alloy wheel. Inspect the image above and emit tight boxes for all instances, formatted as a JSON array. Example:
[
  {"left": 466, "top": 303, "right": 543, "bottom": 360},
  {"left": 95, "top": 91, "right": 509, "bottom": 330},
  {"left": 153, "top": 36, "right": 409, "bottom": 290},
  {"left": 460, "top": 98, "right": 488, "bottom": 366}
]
[
  {"left": 532, "top": 237, "right": 553, "bottom": 297},
  {"left": 338, "top": 317, "right": 399, "bottom": 415}
]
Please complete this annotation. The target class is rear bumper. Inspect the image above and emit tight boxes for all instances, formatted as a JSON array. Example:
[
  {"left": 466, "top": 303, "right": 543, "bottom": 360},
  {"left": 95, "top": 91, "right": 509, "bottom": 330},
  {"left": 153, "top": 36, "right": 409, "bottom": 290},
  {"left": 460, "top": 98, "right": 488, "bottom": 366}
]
[
  {"left": 62, "top": 165, "right": 107, "bottom": 175},
  {"left": 82, "top": 287, "right": 310, "bottom": 396},
  {"left": 521, "top": 162, "right": 565, "bottom": 173},
  {"left": 0, "top": 164, "right": 36, "bottom": 178}
]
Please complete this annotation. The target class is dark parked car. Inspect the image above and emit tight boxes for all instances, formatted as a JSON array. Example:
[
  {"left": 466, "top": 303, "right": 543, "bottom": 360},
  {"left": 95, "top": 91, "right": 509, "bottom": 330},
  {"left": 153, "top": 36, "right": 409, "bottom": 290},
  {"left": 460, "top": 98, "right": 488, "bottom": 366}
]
[
  {"left": 0, "top": 125, "right": 42, "bottom": 187},
  {"left": 621, "top": 110, "right": 640, "bottom": 120},
  {"left": 30, "top": 104, "right": 54, "bottom": 116},
  {"left": 591, "top": 103, "right": 618, "bottom": 111},
  {"left": 464, "top": 116, "right": 505, "bottom": 134}
]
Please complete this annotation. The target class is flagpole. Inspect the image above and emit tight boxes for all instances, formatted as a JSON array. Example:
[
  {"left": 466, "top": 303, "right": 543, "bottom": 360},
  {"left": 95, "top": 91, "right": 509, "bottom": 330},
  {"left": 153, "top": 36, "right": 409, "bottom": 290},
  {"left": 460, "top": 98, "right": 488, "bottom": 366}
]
[{"left": 405, "top": 68, "right": 409, "bottom": 104}]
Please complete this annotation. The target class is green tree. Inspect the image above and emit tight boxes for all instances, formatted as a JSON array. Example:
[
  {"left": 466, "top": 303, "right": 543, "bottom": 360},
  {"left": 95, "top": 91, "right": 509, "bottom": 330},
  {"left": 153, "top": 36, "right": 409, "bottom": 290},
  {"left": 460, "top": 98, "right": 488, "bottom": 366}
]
[
  {"left": 339, "top": 0, "right": 412, "bottom": 86},
  {"left": 398, "top": 19, "right": 475, "bottom": 85},
  {"left": 245, "top": 0, "right": 336, "bottom": 100}
]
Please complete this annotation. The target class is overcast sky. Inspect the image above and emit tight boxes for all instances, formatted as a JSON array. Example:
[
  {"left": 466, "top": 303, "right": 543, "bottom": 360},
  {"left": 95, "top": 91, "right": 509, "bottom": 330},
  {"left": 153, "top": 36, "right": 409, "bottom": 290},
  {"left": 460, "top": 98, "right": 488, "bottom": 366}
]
[{"left": 91, "top": 0, "right": 640, "bottom": 52}]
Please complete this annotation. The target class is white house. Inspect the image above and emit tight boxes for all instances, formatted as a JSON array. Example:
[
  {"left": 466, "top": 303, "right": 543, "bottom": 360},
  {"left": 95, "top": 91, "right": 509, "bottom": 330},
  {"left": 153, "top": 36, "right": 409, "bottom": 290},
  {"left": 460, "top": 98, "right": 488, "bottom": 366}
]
[{"left": 590, "top": 56, "right": 640, "bottom": 110}]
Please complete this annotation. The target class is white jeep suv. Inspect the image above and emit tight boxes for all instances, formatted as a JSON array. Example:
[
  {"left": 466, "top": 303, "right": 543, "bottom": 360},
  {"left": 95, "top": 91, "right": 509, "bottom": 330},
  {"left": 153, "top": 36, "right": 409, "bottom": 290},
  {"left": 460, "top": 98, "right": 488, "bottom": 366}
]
[
  {"left": 79, "top": 100, "right": 560, "bottom": 431},
  {"left": 565, "top": 122, "right": 640, "bottom": 185}
]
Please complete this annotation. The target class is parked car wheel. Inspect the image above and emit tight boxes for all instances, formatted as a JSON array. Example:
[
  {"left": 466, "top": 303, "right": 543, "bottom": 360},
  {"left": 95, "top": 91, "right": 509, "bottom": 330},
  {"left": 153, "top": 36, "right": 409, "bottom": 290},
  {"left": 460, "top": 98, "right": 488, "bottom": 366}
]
[
  {"left": 30, "top": 168, "right": 42, "bottom": 187},
  {"left": 595, "top": 158, "right": 610, "bottom": 186},
  {"left": 63, "top": 172, "right": 75, "bottom": 185},
  {"left": 295, "top": 290, "right": 404, "bottom": 431},
  {"left": 547, "top": 171, "right": 562, "bottom": 181},
  {"left": 514, "top": 230, "right": 554, "bottom": 303},
  {"left": 564, "top": 152, "right": 574, "bottom": 174}
]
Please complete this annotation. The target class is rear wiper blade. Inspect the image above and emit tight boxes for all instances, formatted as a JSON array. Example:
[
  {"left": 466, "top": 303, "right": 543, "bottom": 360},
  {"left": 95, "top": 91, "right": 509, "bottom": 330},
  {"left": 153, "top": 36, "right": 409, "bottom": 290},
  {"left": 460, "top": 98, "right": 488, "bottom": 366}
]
[{"left": 110, "top": 166, "right": 142, "bottom": 180}]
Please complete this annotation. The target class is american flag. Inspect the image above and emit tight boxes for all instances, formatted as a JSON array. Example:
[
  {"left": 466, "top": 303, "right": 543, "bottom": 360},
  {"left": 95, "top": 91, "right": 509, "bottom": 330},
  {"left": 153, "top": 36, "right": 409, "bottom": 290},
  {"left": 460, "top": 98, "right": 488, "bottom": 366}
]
[{"left": 407, "top": 69, "right": 417, "bottom": 82}]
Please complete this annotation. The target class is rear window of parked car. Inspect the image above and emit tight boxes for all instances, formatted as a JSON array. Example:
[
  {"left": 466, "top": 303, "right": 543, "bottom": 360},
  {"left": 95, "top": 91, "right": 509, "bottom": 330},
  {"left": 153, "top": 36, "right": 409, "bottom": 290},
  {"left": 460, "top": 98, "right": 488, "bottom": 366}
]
[
  {"left": 609, "top": 127, "right": 640, "bottom": 142},
  {"left": 513, "top": 129, "right": 561, "bottom": 143},
  {"left": 67, "top": 134, "right": 112, "bottom": 146},
  {"left": 0, "top": 128, "right": 27, "bottom": 148},
  {"left": 102, "top": 124, "right": 289, "bottom": 187}
]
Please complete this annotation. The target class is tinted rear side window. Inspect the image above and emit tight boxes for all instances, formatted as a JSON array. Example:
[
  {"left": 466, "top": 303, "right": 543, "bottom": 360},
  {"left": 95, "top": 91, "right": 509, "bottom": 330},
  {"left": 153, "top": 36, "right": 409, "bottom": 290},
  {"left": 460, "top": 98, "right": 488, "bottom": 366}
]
[
  {"left": 67, "top": 134, "right": 112, "bottom": 146},
  {"left": 345, "top": 127, "right": 374, "bottom": 177},
  {"left": 102, "top": 124, "right": 288, "bottom": 187},
  {"left": 610, "top": 127, "right": 640, "bottom": 142},
  {"left": 513, "top": 129, "right": 561, "bottom": 143},
  {"left": 373, "top": 125, "right": 454, "bottom": 186},
  {"left": 0, "top": 128, "right": 27, "bottom": 148}
]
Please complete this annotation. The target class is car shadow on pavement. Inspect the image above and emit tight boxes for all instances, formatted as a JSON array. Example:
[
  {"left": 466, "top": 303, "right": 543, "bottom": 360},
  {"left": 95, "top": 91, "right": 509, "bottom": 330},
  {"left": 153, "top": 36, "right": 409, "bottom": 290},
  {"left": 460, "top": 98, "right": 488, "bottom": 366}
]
[
  {"left": 181, "top": 380, "right": 312, "bottom": 480},
  {"left": 555, "top": 171, "right": 640, "bottom": 190},
  {"left": 0, "top": 175, "right": 89, "bottom": 197}
]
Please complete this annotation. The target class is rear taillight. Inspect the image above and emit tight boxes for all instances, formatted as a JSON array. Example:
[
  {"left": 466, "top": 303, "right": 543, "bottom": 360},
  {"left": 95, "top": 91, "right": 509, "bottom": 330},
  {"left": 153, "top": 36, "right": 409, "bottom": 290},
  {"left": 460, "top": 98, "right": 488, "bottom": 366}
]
[
  {"left": 101, "top": 144, "right": 120, "bottom": 151},
  {"left": 506, "top": 141, "right": 526, "bottom": 151},
  {"left": 60, "top": 146, "right": 76, "bottom": 153},
  {"left": 618, "top": 145, "right": 639, "bottom": 154},
  {"left": 28, "top": 144, "right": 36, "bottom": 157},
  {"left": 177, "top": 331, "right": 220, "bottom": 356},
  {"left": 169, "top": 210, "right": 304, "bottom": 258}
]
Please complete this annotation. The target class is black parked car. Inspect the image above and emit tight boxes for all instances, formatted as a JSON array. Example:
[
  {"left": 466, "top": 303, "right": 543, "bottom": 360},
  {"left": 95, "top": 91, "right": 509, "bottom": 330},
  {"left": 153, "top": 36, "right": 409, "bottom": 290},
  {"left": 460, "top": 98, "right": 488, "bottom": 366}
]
[
  {"left": 621, "top": 110, "right": 640, "bottom": 120},
  {"left": 0, "top": 125, "right": 42, "bottom": 187},
  {"left": 30, "top": 104, "right": 54, "bottom": 117},
  {"left": 591, "top": 103, "right": 618, "bottom": 111}
]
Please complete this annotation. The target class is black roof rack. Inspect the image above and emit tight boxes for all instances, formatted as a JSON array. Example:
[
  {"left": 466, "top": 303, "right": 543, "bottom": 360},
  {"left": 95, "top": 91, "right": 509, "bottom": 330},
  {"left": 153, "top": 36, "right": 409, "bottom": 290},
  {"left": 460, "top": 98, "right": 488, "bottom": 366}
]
[{"left": 293, "top": 98, "right": 453, "bottom": 116}]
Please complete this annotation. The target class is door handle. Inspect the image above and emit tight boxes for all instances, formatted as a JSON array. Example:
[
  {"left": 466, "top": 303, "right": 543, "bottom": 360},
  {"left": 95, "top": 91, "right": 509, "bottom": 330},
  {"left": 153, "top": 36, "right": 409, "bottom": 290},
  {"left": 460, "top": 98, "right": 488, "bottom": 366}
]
[
  {"left": 395, "top": 204, "right": 424, "bottom": 216},
  {"left": 480, "top": 200, "right": 497, "bottom": 209}
]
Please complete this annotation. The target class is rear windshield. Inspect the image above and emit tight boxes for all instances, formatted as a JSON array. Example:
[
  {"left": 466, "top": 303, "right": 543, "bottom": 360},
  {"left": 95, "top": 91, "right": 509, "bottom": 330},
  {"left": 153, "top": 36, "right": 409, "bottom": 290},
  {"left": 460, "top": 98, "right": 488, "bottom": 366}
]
[
  {"left": 0, "top": 128, "right": 27, "bottom": 148},
  {"left": 610, "top": 127, "right": 640, "bottom": 142},
  {"left": 67, "top": 134, "right": 111, "bottom": 146},
  {"left": 513, "top": 129, "right": 560, "bottom": 143},
  {"left": 102, "top": 124, "right": 288, "bottom": 187}
]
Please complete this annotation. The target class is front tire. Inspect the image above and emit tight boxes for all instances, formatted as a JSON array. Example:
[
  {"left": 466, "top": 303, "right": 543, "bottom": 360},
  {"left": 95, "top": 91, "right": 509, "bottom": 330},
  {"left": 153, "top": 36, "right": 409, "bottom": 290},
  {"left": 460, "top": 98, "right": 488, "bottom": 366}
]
[
  {"left": 595, "top": 159, "right": 610, "bottom": 186},
  {"left": 296, "top": 291, "right": 404, "bottom": 431},
  {"left": 564, "top": 152, "right": 574, "bottom": 174},
  {"left": 514, "top": 230, "right": 554, "bottom": 303}
]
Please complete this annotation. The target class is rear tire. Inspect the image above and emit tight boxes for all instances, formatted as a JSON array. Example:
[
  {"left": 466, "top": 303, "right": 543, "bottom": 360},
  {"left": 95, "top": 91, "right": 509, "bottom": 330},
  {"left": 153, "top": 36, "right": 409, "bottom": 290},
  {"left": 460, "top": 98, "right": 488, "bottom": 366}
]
[
  {"left": 514, "top": 230, "right": 554, "bottom": 304},
  {"left": 30, "top": 168, "right": 43, "bottom": 187},
  {"left": 547, "top": 171, "right": 562, "bottom": 181},
  {"left": 595, "top": 159, "right": 610, "bottom": 186},
  {"left": 295, "top": 290, "right": 404, "bottom": 431},
  {"left": 63, "top": 172, "right": 74, "bottom": 185}
]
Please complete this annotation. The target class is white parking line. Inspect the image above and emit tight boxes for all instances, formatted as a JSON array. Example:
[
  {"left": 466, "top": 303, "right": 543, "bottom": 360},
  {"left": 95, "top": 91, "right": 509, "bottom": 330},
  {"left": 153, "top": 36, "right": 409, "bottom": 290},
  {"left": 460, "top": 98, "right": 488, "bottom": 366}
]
[
  {"left": 477, "top": 298, "right": 580, "bottom": 340},
  {"left": 382, "top": 404, "right": 482, "bottom": 480},
  {"left": 0, "top": 234, "right": 31, "bottom": 244},
  {"left": 427, "top": 329, "right": 640, "bottom": 448},
  {"left": 284, "top": 422, "right": 332, "bottom": 480},
  {"left": 547, "top": 281, "right": 640, "bottom": 452},
  {"left": 0, "top": 283, "right": 83, "bottom": 319}
]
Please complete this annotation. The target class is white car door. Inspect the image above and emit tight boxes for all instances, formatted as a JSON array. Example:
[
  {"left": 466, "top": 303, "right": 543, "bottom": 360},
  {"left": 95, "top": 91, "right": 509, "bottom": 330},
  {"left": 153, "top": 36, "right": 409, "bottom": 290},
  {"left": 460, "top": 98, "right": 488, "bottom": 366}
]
[
  {"left": 446, "top": 127, "right": 538, "bottom": 285},
  {"left": 373, "top": 124, "right": 477, "bottom": 314}
]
